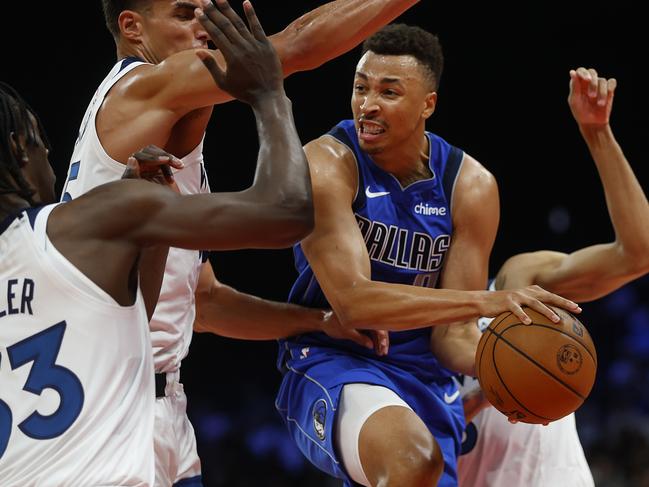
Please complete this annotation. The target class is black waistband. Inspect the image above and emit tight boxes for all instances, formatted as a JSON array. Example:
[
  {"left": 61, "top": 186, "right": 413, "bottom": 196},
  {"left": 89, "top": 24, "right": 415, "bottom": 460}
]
[{"left": 155, "top": 373, "right": 167, "bottom": 398}]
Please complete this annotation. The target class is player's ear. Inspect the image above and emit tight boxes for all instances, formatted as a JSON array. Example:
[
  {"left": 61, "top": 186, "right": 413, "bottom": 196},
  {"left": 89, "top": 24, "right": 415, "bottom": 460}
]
[
  {"left": 9, "top": 132, "right": 28, "bottom": 167},
  {"left": 422, "top": 91, "right": 437, "bottom": 120},
  {"left": 119, "top": 10, "right": 144, "bottom": 41}
]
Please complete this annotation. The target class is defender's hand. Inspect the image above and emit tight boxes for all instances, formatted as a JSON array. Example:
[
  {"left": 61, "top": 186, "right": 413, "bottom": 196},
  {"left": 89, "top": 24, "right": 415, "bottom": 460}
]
[
  {"left": 569, "top": 67, "right": 617, "bottom": 127},
  {"left": 122, "top": 145, "right": 183, "bottom": 191},
  {"left": 194, "top": 0, "right": 283, "bottom": 105},
  {"left": 321, "top": 311, "right": 389, "bottom": 354}
]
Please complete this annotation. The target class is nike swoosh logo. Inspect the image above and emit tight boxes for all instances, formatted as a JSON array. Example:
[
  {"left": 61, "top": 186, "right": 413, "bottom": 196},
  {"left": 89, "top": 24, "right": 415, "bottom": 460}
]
[
  {"left": 365, "top": 186, "right": 390, "bottom": 198},
  {"left": 444, "top": 389, "right": 460, "bottom": 404}
]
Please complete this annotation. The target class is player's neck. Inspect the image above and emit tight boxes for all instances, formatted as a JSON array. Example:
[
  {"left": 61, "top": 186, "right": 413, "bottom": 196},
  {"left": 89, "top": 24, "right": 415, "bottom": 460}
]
[
  {"left": 117, "top": 44, "right": 154, "bottom": 64},
  {"left": 372, "top": 132, "right": 431, "bottom": 187}
]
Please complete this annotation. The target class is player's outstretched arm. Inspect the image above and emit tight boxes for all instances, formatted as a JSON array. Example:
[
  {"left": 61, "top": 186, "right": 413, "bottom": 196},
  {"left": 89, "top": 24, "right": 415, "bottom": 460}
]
[
  {"left": 133, "top": 0, "right": 420, "bottom": 115},
  {"left": 298, "top": 138, "right": 580, "bottom": 332},
  {"left": 192, "top": 262, "right": 377, "bottom": 350},
  {"left": 496, "top": 68, "right": 649, "bottom": 302},
  {"left": 267, "top": 0, "right": 420, "bottom": 75}
]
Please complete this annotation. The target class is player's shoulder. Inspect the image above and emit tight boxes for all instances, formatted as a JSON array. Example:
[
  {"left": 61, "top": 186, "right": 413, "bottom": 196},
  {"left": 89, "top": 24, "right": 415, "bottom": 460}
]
[
  {"left": 457, "top": 154, "right": 496, "bottom": 192},
  {"left": 304, "top": 133, "right": 358, "bottom": 182},
  {"left": 450, "top": 153, "right": 498, "bottom": 218}
]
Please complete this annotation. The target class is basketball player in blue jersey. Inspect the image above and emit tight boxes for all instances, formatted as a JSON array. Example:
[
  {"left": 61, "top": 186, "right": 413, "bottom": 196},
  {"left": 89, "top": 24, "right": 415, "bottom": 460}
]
[
  {"left": 275, "top": 24, "right": 581, "bottom": 487},
  {"left": 0, "top": 8, "right": 343, "bottom": 484},
  {"left": 457, "top": 67, "right": 649, "bottom": 487},
  {"left": 62, "top": 1, "right": 420, "bottom": 484}
]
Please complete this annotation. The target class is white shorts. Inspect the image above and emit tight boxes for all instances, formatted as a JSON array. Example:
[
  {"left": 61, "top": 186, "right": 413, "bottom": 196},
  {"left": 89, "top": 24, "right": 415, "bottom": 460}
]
[
  {"left": 458, "top": 408, "right": 594, "bottom": 487},
  {"left": 335, "top": 383, "right": 412, "bottom": 486},
  {"left": 154, "top": 371, "right": 202, "bottom": 487}
]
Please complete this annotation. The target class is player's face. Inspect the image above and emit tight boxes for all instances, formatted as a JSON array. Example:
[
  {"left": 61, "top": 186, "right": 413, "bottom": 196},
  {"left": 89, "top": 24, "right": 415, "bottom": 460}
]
[
  {"left": 351, "top": 51, "right": 437, "bottom": 155},
  {"left": 139, "top": 0, "right": 210, "bottom": 62}
]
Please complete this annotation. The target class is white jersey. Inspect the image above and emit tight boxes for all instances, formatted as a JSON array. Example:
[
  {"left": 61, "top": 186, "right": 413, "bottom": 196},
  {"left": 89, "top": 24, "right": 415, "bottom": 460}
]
[
  {"left": 457, "top": 301, "right": 594, "bottom": 486},
  {"left": 62, "top": 58, "right": 211, "bottom": 373},
  {"left": 0, "top": 205, "right": 154, "bottom": 486},
  {"left": 458, "top": 408, "right": 593, "bottom": 486}
]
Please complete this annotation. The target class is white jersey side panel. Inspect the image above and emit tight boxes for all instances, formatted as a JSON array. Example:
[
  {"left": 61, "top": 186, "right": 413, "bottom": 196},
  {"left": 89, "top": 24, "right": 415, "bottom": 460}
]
[
  {"left": 457, "top": 284, "right": 594, "bottom": 486},
  {"left": 61, "top": 58, "right": 211, "bottom": 373},
  {"left": 458, "top": 409, "right": 593, "bottom": 487},
  {"left": 0, "top": 205, "right": 154, "bottom": 486}
]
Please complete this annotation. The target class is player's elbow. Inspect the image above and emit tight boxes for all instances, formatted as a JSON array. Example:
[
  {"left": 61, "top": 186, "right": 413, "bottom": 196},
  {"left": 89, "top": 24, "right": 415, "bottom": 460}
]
[
  {"left": 266, "top": 194, "right": 315, "bottom": 245},
  {"left": 618, "top": 242, "right": 649, "bottom": 277},
  {"left": 332, "top": 293, "right": 375, "bottom": 330},
  {"left": 274, "top": 24, "right": 327, "bottom": 75}
]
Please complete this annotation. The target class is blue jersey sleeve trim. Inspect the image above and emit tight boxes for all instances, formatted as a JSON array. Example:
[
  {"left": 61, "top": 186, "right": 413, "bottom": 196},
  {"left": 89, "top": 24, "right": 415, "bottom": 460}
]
[
  {"left": 119, "top": 56, "right": 144, "bottom": 71},
  {"left": 24, "top": 206, "right": 47, "bottom": 230},
  {"left": 442, "top": 146, "right": 464, "bottom": 207},
  {"left": 0, "top": 210, "right": 26, "bottom": 235}
]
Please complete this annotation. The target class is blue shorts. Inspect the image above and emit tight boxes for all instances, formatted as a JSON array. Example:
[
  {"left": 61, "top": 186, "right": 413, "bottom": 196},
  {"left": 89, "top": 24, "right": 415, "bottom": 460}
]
[{"left": 275, "top": 343, "right": 465, "bottom": 486}]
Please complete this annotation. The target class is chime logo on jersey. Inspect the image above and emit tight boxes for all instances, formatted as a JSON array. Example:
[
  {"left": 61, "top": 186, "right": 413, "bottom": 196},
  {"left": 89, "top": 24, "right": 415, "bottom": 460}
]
[
  {"left": 414, "top": 202, "right": 447, "bottom": 216},
  {"left": 355, "top": 214, "right": 450, "bottom": 272}
]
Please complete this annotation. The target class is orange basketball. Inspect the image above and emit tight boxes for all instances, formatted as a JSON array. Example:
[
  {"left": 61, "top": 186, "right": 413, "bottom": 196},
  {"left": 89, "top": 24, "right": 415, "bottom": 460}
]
[{"left": 475, "top": 306, "right": 597, "bottom": 425}]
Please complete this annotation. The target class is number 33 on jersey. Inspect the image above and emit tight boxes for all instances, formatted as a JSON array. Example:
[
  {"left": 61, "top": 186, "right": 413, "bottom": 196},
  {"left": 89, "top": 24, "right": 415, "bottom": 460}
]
[{"left": 0, "top": 207, "right": 154, "bottom": 486}]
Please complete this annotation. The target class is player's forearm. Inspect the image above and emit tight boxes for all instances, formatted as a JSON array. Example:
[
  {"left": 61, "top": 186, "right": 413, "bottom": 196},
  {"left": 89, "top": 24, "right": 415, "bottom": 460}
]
[
  {"left": 580, "top": 124, "right": 649, "bottom": 264},
  {"left": 463, "top": 388, "right": 490, "bottom": 423},
  {"left": 248, "top": 94, "right": 314, "bottom": 244},
  {"left": 194, "top": 283, "right": 327, "bottom": 339},
  {"left": 430, "top": 321, "right": 481, "bottom": 376},
  {"left": 274, "top": 0, "right": 420, "bottom": 74},
  {"left": 332, "top": 281, "right": 485, "bottom": 331}
]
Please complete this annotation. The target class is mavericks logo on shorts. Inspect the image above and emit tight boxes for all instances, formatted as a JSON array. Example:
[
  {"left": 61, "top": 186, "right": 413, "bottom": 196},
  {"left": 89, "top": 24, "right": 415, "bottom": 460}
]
[{"left": 312, "top": 399, "right": 327, "bottom": 441}]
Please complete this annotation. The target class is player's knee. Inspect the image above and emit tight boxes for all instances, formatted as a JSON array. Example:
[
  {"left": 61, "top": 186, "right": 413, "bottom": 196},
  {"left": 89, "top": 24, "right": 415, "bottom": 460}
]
[{"left": 382, "top": 433, "right": 443, "bottom": 487}]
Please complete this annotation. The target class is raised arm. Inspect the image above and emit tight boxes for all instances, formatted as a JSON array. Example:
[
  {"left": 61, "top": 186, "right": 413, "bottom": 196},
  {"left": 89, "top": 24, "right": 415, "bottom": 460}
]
[
  {"left": 496, "top": 68, "right": 649, "bottom": 301},
  {"left": 298, "top": 137, "right": 579, "bottom": 332}
]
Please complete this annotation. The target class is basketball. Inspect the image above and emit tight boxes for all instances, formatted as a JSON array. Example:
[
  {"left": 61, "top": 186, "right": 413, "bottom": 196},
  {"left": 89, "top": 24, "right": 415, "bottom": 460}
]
[{"left": 475, "top": 306, "right": 597, "bottom": 425}]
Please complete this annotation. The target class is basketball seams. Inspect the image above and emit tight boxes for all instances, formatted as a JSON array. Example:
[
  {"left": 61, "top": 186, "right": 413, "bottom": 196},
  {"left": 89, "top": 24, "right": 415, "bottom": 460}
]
[
  {"left": 491, "top": 325, "right": 588, "bottom": 400},
  {"left": 491, "top": 337, "right": 553, "bottom": 422}
]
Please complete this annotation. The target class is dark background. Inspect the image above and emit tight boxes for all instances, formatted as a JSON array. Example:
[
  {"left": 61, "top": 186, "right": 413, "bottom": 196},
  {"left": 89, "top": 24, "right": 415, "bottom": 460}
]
[{"left": 3, "top": 2, "right": 647, "bottom": 485}]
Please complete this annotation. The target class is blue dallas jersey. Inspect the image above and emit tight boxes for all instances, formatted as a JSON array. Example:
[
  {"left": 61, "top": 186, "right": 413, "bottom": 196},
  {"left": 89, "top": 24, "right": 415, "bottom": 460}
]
[{"left": 280, "top": 119, "right": 464, "bottom": 382}]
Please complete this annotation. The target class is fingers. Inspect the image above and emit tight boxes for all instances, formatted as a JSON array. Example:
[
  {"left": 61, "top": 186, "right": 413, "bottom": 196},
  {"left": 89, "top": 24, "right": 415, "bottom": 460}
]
[
  {"left": 510, "top": 302, "right": 532, "bottom": 325},
  {"left": 521, "top": 299, "right": 560, "bottom": 323},
  {"left": 195, "top": 50, "right": 226, "bottom": 86},
  {"left": 242, "top": 1, "right": 267, "bottom": 41},
  {"left": 572, "top": 66, "right": 615, "bottom": 106},
  {"left": 122, "top": 156, "right": 141, "bottom": 179},
  {"left": 346, "top": 329, "right": 374, "bottom": 350},
  {"left": 214, "top": 0, "right": 255, "bottom": 43},
  {"left": 606, "top": 77, "right": 617, "bottom": 105},
  {"left": 586, "top": 68, "right": 598, "bottom": 98},
  {"left": 195, "top": 2, "right": 235, "bottom": 57},
  {"left": 371, "top": 330, "right": 390, "bottom": 356},
  {"left": 568, "top": 69, "right": 581, "bottom": 99},
  {"left": 161, "top": 164, "right": 176, "bottom": 185}
]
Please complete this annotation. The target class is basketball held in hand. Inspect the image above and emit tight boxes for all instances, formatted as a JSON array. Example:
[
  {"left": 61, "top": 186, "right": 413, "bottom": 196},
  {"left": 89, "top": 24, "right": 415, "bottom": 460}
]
[{"left": 475, "top": 306, "right": 597, "bottom": 425}]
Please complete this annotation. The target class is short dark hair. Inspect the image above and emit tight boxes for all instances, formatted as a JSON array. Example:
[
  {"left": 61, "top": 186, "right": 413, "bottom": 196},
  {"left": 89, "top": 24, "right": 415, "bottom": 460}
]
[
  {"left": 362, "top": 23, "right": 444, "bottom": 90},
  {"left": 0, "top": 83, "right": 50, "bottom": 208},
  {"left": 101, "top": 0, "right": 151, "bottom": 38}
]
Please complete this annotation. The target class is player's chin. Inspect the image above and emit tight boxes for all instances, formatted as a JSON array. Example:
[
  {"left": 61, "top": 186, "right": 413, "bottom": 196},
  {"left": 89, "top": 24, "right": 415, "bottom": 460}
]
[{"left": 359, "top": 141, "right": 385, "bottom": 155}]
